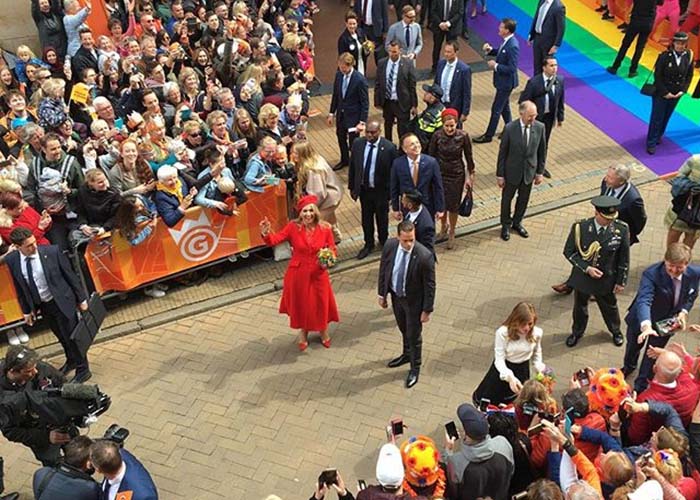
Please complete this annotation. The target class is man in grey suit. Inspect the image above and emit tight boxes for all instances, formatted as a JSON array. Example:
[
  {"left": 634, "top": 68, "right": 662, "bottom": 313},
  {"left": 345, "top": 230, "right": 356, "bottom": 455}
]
[
  {"left": 385, "top": 5, "right": 423, "bottom": 60},
  {"left": 375, "top": 41, "right": 418, "bottom": 142},
  {"left": 378, "top": 221, "right": 436, "bottom": 388},
  {"left": 497, "top": 100, "right": 547, "bottom": 241}
]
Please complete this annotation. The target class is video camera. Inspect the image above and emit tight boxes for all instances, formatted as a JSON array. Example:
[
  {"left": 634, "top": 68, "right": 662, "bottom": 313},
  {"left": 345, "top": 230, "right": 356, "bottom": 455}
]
[
  {"left": 102, "top": 423, "right": 129, "bottom": 447},
  {"left": 27, "top": 383, "right": 112, "bottom": 435}
]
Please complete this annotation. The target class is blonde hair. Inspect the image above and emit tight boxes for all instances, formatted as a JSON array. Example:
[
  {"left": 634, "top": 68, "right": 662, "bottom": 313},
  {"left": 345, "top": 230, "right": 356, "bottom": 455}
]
[
  {"left": 291, "top": 141, "right": 324, "bottom": 200},
  {"left": 41, "top": 78, "right": 66, "bottom": 99},
  {"left": 258, "top": 103, "right": 280, "bottom": 127},
  {"left": 654, "top": 449, "right": 683, "bottom": 485},
  {"left": 503, "top": 302, "right": 537, "bottom": 342},
  {"left": 515, "top": 380, "right": 556, "bottom": 412},
  {"left": 16, "top": 45, "right": 36, "bottom": 59},
  {"left": 281, "top": 32, "right": 300, "bottom": 51},
  {"left": 178, "top": 67, "right": 200, "bottom": 90},
  {"left": 600, "top": 452, "right": 633, "bottom": 487},
  {"left": 657, "top": 427, "right": 689, "bottom": 458}
]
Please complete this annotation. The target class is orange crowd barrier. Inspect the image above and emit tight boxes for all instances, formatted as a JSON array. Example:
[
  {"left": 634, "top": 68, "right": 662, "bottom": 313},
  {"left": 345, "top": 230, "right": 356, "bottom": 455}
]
[
  {"left": 0, "top": 265, "right": 23, "bottom": 327},
  {"left": 84, "top": 184, "right": 289, "bottom": 293}
]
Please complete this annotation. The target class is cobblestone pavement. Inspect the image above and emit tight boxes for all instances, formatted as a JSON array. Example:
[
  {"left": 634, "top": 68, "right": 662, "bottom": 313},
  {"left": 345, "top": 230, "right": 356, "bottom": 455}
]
[{"left": 5, "top": 178, "right": 700, "bottom": 500}]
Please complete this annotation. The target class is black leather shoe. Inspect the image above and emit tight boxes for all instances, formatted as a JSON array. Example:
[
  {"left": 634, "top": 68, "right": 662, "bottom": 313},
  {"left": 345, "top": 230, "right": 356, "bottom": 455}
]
[
  {"left": 405, "top": 370, "right": 419, "bottom": 388},
  {"left": 1, "top": 492, "right": 19, "bottom": 500},
  {"left": 497, "top": 131, "right": 504, "bottom": 140},
  {"left": 601, "top": 12, "right": 614, "bottom": 19},
  {"left": 565, "top": 333, "right": 582, "bottom": 347},
  {"left": 332, "top": 162, "right": 346, "bottom": 171},
  {"left": 70, "top": 370, "right": 92, "bottom": 383},
  {"left": 500, "top": 226, "right": 510, "bottom": 241},
  {"left": 606, "top": 66, "right": 618, "bottom": 75},
  {"left": 356, "top": 246, "right": 373, "bottom": 260},
  {"left": 512, "top": 224, "right": 529, "bottom": 238},
  {"left": 542, "top": 169, "right": 552, "bottom": 178},
  {"left": 595, "top": 5, "right": 606, "bottom": 11},
  {"left": 647, "top": 146, "right": 656, "bottom": 155},
  {"left": 617, "top": 22, "right": 628, "bottom": 29},
  {"left": 620, "top": 366, "right": 634, "bottom": 377},
  {"left": 551, "top": 283, "right": 573, "bottom": 294},
  {"left": 613, "top": 332, "right": 624, "bottom": 346},
  {"left": 472, "top": 134, "right": 492, "bottom": 144},
  {"left": 387, "top": 355, "right": 410, "bottom": 368}
]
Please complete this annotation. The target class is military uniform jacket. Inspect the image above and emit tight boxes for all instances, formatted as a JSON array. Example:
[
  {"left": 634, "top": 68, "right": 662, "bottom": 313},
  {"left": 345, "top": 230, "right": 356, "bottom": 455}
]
[
  {"left": 563, "top": 217, "right": 630, "bottom": 296},
  {"left": 654, "top": 49, "right": 694, "bottom": 97}
]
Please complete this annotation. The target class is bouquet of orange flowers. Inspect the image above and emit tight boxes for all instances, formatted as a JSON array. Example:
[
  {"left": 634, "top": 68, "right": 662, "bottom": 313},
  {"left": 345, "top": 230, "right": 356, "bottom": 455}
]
[{"left": 318, "top": 247, "right": 336, "bottom": 268}]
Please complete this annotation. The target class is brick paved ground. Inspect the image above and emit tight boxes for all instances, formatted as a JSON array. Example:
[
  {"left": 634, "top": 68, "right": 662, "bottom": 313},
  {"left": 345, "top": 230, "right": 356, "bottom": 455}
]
[{"left": 5, "top": 178, "right": 700, "bottom": 500}]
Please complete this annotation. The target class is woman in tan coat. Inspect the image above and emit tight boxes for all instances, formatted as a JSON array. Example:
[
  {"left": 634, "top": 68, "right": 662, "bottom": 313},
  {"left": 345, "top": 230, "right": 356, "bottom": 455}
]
[{"left": 291, "top": 141, "right": 344, "bottom": 242}]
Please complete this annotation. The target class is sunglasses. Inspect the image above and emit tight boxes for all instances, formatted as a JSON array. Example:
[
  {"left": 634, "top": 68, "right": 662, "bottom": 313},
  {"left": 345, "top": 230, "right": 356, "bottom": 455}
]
[{"left": 189, "top": 131, "right": 202, "bottom": 137}]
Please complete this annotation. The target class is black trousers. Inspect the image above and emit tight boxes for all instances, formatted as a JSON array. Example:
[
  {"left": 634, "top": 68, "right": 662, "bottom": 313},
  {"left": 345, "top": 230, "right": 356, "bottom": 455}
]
[
  {"left": 500, "top": 181, "right": 533, "bottom": 227},
  {"left": 31, "top": 441, "right": 63, "bottom": 467},
  {"left": 41, "top": 299, "right": 89, "bottom": 374},
  {"left": 360, "top": 188, "right": 389, "bottom": 248},
  {"left": 611, "top": 19, "right": 653, "bottom": 72},
  {"left": 571, "top": 289, "right": 621, "bottom": 337},
  {"left": 432, "top": 29, "right": 458, "bottom": 70},
  {"left": 541, "top": 112, "right": 555, "bottom": 147},
  {"left": 382, "top": 100, "right": 411, "bottom": 144},
  {"left": 531, "top": 36, "right": 551, "bottom": 75},
  {"left": 624, "top": 327, "right": 672, "bottom": 393},
  {"left": 391, "top": 293, "right": 423, "bottom": 371},
  {"left": 336, "top": 114, "right": 359, "bottom": 166}
]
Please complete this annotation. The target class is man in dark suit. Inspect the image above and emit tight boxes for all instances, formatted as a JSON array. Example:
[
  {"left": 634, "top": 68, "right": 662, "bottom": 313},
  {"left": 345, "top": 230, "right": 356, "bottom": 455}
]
[
  {"left": 434, "top": 40, "right": 472, "bottom": 125},
  {"left": 349, "top": 120, "right": 398, "bottom": 259},
  {"left": 473, "top": 19, "right": 520, "bottom": 143},
  {"left": 71, "top": 29, "right": 100, "bottom": 83},
  {"left": 5, "top": 228, "right": 91, "bottom": 383},
  {"left": 378, "top": 220, "right": 436, "bottom": 388},
  {"left": 33, "top": 435, "right": 102, "bottom": 500},
  {"left": 402, "top": 190, "right": 436, "bottom": 254},
  {"left": 528, "top": 0, "right": 566, "bottom": 75},
  {"left": 563, "top": 197, "right": 630, "bottom": 349},
  {"left": 375, "top": 41, "right": 418, "bottom": 143},
  {"left": 328, "top": 52, "right": 370, "bottom": 171},
  {"left": 518, "top": 56, "right": 565, "bottom": 178},
  {"left": 601, "top": 164, "right": 647, "bottom": 244},
  {"left": 354, "top": 0, "right": 390, "bottom": 64},
  {"left": 390, "top": 133, "right": 445, "bottom": 219},
  {"left": 91, "top": 440, "right": 158, "bottom": 500},
  {"left": 429, "top": 0, "right": 464, "bottom": 72},
  {"left": 496, "top": 101, "right": 546, "bottom": 241},
  {"left": 622, "top": 243, "right": 700, "bottom": 392}
]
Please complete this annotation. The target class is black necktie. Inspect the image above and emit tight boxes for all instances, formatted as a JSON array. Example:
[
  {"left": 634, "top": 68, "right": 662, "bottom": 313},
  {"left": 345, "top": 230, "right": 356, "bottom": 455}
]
[
  {"left": 364, "top": 143, "right": 375, "bottom": 187},
  {"left": 598, "top": 226, "right": 605, "bottom": 236},
  {"left": 386, "top": 62, "right": 396, "bottom": 100},
  {"left": 25, "top": 256, "right": 42, "bottom": 307},
  {"left": 522, "top": 125, "right": 529, "bottom": 148},
  {"left": 405, "top": 25, "right": 411, "bottom": 48}
]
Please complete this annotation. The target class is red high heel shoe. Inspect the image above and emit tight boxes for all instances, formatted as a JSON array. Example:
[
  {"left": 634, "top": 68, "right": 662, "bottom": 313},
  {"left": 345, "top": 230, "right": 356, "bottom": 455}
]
[
  {"left": 298, "top": 341, "right": 308, "bottom": 351},
  {"left": 321, "top": 338, "right": 331, "bottom": 348}
]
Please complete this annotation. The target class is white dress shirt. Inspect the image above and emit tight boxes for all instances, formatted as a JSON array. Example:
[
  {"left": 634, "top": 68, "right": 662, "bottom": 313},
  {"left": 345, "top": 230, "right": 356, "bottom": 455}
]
[
  {"left": 535, "top": 0, "right": 553, "bottom": 34},
  {"left": 104, "top": 462, "right": 127, "bottom": 500},
  {"left": 406, "top": 205, "right": 423, "bottom": 223},
  {"left": 494, "top": 34, "right": 514, "bottom": 72},
  {"left": 519, "top": 120, "right": 531, "bottom": 147},
  {"left": 20, "top": 252, "right": 52, "bottom": 302},
  {"left": 391, "top": 244, "right": 413, "bottom": 295},
  {"left": 407, "top": 155, "right": 421, "bottom": 179},
  {"left": 363, "top": 0, "right": 374, "bottom": 25},
  {"left": 441, "top": 61, "right": 457, "bottom": 103},
  {"left": 350, "top": 33, "right": 365, "bottom": 75},
  {"left": 494, "top": 325, "right": 545, "bottom": 383},
  {"left": 363, "top": 140, "right": 380, "bottom": 188}
]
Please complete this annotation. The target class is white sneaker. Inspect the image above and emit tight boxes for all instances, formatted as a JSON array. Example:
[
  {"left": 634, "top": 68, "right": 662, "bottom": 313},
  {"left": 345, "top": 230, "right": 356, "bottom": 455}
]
[
  {"left": 228, "top": 255, "right": 238, "bottom": 263},
  {"left": 144, "top": 287, "right": 166, "bottom": 298},
  {"left": 16, "top": 329, "right": 29, "bottom": 344},
  {"left": 6, "top": 330, "right": 20, "bottom": 346}
]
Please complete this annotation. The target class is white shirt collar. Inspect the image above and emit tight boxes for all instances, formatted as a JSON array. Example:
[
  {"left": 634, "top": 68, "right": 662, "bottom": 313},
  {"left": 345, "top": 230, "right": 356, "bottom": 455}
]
[
  {"left": 655, "top": 380, "right": 678, "bottom": 389},
  {"left": 502, "top": 34, "right": 514, "bottom": 44}
]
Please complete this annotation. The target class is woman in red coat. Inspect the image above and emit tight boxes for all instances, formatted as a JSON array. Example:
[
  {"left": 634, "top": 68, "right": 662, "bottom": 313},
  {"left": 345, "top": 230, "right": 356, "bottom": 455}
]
[
  {"left": 260, "top": 195, "right": 339, "bottom": 351},
  {"left": 0, "top": 191, "right": 52, "bottom": 245}
]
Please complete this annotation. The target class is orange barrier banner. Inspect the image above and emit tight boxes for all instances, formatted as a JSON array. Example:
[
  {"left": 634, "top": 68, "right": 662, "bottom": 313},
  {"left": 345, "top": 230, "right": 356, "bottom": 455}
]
[
  {"left": 84, "top": 184, "right": 289, "bottom": 293},
  {"left": 0, "top": 265, "right": 23, "bottom": 326}
]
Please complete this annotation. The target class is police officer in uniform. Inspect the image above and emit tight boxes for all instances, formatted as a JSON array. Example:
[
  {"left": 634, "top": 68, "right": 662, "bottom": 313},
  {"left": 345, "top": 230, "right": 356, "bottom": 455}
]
[
  {"left": 415, "top": 83, "right": 445, "bottom": 149},
  {"left": 564, "top": 196, "right": 630, "bottom": 348},
  {"left": 646, "top": 32, "right": 694, "bottom": 155}
]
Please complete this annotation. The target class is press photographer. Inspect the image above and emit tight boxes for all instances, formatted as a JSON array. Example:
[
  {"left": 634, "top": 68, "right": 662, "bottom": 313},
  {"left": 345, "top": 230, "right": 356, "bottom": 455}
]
[
  {"left": 0, "top": 346, "right": 67, "bottom": 466},
  {"left": 33, "top": 435, "right": 101, "bottom": 500}
]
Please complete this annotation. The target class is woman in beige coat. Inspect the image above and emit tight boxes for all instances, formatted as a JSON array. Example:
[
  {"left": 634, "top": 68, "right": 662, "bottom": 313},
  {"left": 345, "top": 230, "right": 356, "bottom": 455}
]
[{"left": 291, "top": 141, "right": 344, "bottom": 242}]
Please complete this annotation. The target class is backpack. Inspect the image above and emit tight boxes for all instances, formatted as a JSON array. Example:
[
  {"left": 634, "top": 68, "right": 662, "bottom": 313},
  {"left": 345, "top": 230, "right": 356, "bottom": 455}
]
[{"left": 672, "top": 185, "right": 700, "bottom": 229}]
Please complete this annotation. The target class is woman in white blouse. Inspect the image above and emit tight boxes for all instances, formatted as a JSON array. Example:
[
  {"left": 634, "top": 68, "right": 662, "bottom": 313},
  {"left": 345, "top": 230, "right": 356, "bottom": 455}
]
[{"left": 472, "top": 302, "right": 545, "bottom": 407}]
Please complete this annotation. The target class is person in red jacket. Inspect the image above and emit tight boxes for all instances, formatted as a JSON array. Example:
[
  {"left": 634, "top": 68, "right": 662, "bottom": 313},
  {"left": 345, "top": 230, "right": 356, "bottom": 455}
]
[
  {"left": 627, "top": 351, "right": 700, "bottom": 445},
  {"left": 260, "top": 195, "right": 339, "bottom": 351},
  {"left": 0, "top": 191, "right": 51, "bottom": 245}
]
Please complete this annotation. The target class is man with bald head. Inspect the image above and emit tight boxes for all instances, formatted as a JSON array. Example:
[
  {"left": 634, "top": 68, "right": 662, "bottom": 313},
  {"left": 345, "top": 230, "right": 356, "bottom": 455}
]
[
  {"left": 496, "top": 100, "right": 547, "bottom": 241},
  {"left": 627, "top": 349, "right": 700, "bottom": 445},
  {"left": 349, "top": 120, "right": 398, "bottom": 259}
]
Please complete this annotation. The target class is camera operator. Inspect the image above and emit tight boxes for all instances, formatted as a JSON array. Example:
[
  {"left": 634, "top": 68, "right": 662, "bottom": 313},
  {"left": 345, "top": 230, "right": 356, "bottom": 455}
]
[
  {"left": 90, "top": 440, "right": 159, "bottom": 499},
  {"left": 0, "top": 346, "right": 68, "bottom": 466},
  {"left": 33, "top": 435, "right": 101, "bottom": 499}
]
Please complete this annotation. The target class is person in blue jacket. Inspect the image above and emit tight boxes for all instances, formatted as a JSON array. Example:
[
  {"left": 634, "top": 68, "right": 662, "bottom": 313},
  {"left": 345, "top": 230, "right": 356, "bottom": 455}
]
[{"left": 91, "top": 440, "right": 158, "bottom": 500}]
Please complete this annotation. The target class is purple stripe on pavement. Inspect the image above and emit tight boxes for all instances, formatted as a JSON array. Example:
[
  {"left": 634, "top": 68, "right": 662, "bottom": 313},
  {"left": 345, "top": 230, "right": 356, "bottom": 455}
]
[{"left": 471, "top": 13, "right": 689, "bottom": 176}]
